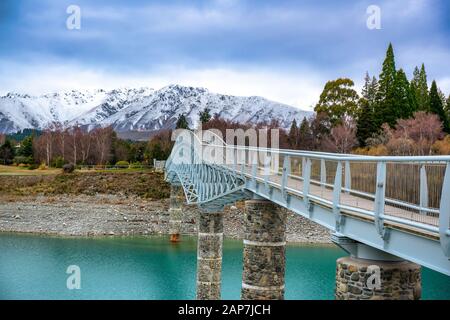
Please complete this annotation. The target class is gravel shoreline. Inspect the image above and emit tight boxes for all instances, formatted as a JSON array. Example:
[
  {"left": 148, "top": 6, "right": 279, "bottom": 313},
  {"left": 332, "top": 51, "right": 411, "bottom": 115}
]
[{"left": 0, "top": 195, "right": 332, "bottom": 243}]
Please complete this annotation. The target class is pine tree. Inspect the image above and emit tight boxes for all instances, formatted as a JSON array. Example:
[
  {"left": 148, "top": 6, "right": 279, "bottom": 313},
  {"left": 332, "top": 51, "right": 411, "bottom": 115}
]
[
  {"left": 369, "top": 76, "right": 378, "bottom": 104},
  {"left": 409, "top": 66, "right": 420, "bottom": 113},
  {"left": 175, "top": 114, "right": 189, "bottom": 130},
  {"left": 17, "top": 136, "right": 34, "bottom": 158},
  {"left": 429, "top": 80, "right": 449, "bottom": 133},
  {"left": 375, "top": 43, "right": 397, "bottom": 128},
  {"left": 416, "top": 64, "right": 430, "bottom": 111},
  {"left": 438, "top": 88, "right": 447, "bottom": 107},
  {"left": 393, "top": 69, "right": 413, "bottom": 119},
  {"left": 446, "top": 95, "right": 450, "bottom": 124},
  {"left": 356, "top": 73, "right": 377, "bottom": 146},
  {"left": 288, "top": 119, "right": 298, "bottom": 149},
  {"left": 361, "top": 72, "right": 371, "bottom": 100},
  {"left": 298, "top": 117, "right": 313, "bottom": 150},
  {"left": 0, "top": 139, "right": 15, "bottom": 165},
  {"left": 199, "top": 108, "right": 212, "bottom": 124}
]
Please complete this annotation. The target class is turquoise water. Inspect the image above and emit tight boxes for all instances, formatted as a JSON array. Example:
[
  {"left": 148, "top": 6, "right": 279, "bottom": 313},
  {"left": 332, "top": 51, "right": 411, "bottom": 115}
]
[{"left": 0, "top": 233, "right": 449, "bottom": 300}]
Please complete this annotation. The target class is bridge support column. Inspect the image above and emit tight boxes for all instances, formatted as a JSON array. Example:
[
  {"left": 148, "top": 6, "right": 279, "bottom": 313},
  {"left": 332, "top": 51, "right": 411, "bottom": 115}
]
[
  {"left": 196, "top": 212, "right": 223, "bottom": 300},
  {"left": 241, "top": 199, "right": 287, "bottom": 300},
  {"left": 333, "top": 234, "right": 421, "bottom": 300},
  {"left": 169, "top": 184, "right": 184, "bottom": 242}
]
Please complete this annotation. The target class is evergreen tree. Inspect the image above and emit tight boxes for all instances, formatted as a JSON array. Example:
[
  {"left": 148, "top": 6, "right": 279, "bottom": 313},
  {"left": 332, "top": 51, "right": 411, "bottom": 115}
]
[
  {"left": 288, "top": 119, "right": 298, "bottom": 149},
  {"left": 356, "top": 73, "right": 377, "bottom": 146},
  {"left": 199, "top": 108, "right": 212, "bottom": 124},
  {"left": 416, "top": 64, "right": 430, "bottom": 111},
  {"left": 365, "top": 75, "right": 378, "bottom": 104},
  {"left": 375, "top": 43, "right": 397, "bottom": 128},
  {"left": 438, "top": 88, "right": 447, "bottom": 107},
  {"left": 446, "top": 95, "right": 450, "bottom": 124},
  {"left": 310, "top": 112, "right": 331, "bottom": 150},
  {"left": 175, "top": 114, "right": 189, "bottom": 129},
  {"left": 409, "top": 66, "right": 420, "bottom": 113},
  {"left": 429, "top": 80, "right": 449, "bottom": 133},
  {"left": 0, "top": 139, "right": 15, "bottom": 164},
  {"left": 369, "top": 76, "right": 378, "bottom": 104},
  {"left": 393, "top": 69, "right": 413, "bottom": 119},
  {"left": 298, "top": 117, "right": 313, "bottom": 150},
  {"left": 17, "top": 135, "right": 34, "bottom": 159}
]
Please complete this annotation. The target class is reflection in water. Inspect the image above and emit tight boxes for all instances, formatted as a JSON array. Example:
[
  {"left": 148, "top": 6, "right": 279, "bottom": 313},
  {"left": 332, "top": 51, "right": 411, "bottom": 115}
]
[{"left": 0, "top": 233, "right": 449, "bottom": 300}]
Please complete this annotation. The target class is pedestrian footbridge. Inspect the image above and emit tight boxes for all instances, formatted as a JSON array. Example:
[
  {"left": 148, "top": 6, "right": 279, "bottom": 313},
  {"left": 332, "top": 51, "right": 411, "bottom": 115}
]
[{"left": 165, "top": 130, "right": 450, "bottom": 280}]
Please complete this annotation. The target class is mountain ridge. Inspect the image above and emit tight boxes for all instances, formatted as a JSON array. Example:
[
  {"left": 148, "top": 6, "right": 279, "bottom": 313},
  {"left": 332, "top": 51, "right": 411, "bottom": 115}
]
[{"left": 0, "top": 84, "right": 312, "bottom": 135}]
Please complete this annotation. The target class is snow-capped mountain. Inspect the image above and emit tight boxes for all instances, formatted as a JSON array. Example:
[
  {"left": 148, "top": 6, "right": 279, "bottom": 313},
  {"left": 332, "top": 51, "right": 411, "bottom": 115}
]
[{"left": 0, "top": 85, "right": 312, "bottom": 134}]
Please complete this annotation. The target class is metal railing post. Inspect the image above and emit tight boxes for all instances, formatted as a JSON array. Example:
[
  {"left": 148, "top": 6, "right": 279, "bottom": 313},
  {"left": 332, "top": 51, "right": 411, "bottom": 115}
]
[
  {"left": 420, "top": 164, "right": 428, "bottom": 215},
  {"left": 251, "top": 151, "right": 257, "bottom": 188},
  {"left": 281, "top": 155, "right": 291, "bottom": 200},
  {"left": 374, "top": 161, "right": 387, "bottom": 239},
  {"left": 333, "top": 161, "right": 343, "bottom": 231},
  {"left": 320, "top": 159, "right": 326, "bottom": 188},
  {"left": 439, "top": 162, "right": 450, "bottom": 257},
  {"left": 303, "top": 158, "right": 312, "bottom": 209},
  {"left": 344, "top": 160, "right": 351, "bottom": 194}
]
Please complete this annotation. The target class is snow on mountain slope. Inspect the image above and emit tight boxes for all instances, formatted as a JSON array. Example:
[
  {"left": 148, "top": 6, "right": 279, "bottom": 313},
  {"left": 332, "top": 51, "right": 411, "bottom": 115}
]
[
  {"left": 0, "top": 85, "right": 312, "bottom": 134},
  {"left": 0, "top": 90, "right": 108, "bottom": 133}
]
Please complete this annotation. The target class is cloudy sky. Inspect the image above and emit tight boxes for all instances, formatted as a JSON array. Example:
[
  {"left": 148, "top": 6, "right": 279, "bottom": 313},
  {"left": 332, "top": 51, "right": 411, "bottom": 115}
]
[{"left": 0, "top": 0, "right": 449, "bottom": 110}]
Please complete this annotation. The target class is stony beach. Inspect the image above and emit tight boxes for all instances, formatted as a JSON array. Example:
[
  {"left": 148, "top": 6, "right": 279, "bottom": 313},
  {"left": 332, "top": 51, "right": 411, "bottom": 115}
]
[{"left": 0, "top": 194, "right": 331, "bottom": 243}]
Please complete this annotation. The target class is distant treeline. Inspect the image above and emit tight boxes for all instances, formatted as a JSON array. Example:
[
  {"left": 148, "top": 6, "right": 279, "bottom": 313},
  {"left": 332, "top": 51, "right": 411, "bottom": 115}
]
[
  {"left": 6, "top": 129, "right": 42, "bottom": 142},
  {"left": 0, "top": 125, "right": 174, "bottom": 167}
]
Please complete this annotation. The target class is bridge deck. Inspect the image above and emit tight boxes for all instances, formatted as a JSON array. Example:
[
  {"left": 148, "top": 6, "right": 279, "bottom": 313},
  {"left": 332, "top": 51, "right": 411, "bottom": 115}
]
[{"left": 237, "top": 166, "right": 439, "bottom": 230}]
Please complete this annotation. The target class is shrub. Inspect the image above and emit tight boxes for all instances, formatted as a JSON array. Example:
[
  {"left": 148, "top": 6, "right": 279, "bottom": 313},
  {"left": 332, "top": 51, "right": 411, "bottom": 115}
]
[
  {"left": 39, "top": 162, "right": 47, "bottom": 170},
  {"left": 367, "top": 145, "right": 389, "bottom": 156},
  {"left": 432, "top": 135, "right": 450, "bottom": 155},
  {"left": 129, "top": 162, "right": 143, "bottom": 169},
  {"left": 14, "top": 156, "right": 33, "bottom": 165},
  {"left": 62, "top": 163, "right": 75, "bottom": 173},
  {"left": 115, "top": 161, "right": 130, "bottom": 168},
  {"left": 353, "top": 145, "right": 389, "bottom": 156},
  {"left": 52, "top": 156, "right": 66, "bottom": 168}
]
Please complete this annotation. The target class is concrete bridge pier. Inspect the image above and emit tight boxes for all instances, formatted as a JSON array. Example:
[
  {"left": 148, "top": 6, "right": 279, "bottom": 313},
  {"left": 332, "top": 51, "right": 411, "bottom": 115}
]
[
  {"left": 333, "top": 234, "right": 421, "bottom": 300},
  {"left": 169, "top": 184, "right": 184, "bottom": 242},
  {"left": 196, "top": 211, "right": 224, "bottom": 300},
  {"left": 241, "top": 199, "right": 287, "bottom": 300}
]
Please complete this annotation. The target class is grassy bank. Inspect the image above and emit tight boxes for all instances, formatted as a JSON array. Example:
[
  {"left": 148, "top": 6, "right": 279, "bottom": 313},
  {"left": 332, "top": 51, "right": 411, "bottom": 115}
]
[
  {"left": 0, "top": 165, "right": 61, "bottom": 176},
  {"left": 0, "top": 171, "right": 170, "bottom": 199}
]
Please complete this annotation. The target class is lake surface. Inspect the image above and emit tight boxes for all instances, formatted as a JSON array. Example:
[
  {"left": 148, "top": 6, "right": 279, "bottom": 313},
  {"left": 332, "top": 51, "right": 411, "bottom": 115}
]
[{"left": 0, "top": 233, "right": 449, "bottom": 300}]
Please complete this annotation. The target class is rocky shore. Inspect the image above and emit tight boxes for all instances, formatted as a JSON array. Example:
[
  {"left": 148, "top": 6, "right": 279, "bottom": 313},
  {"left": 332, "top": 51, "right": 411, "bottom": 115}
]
[{"left": 0, "top": 195, "right": 331, "bottom": 243}]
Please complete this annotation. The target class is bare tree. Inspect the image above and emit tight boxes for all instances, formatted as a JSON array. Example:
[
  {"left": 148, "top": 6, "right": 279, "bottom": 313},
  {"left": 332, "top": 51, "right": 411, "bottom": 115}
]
[
  {"left": 93, "top": 127, "right": 114, "bottom": 164},
  {"left": 323, "top": 119, "right": 358, "bottom": 154},
  {"left": 386, "top": 112, "right": 443, "bottom": 155},
  {"left": 42, "top": 127, "right": 54, "bottom": 166}
]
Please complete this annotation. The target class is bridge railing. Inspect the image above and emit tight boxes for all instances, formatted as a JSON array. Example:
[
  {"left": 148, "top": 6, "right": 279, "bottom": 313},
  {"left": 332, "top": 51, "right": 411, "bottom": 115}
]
[
  {"left": 166, "top": 130, "right": 450, "bottom": 254},
  {"left": 200, "top": 140, "right": 449, "bottom": 238}
]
